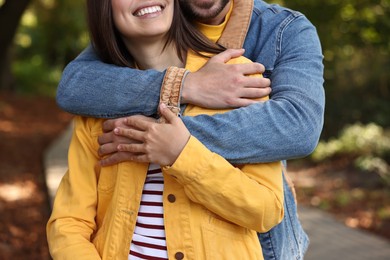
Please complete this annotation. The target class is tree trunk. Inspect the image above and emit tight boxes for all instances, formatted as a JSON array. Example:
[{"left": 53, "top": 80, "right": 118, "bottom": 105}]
[
  {"left": 0, "top": 47, "right": 14, "bottom": 91},
  {"left": 0, "top": 0, "right": 32, "bottom": 91}
]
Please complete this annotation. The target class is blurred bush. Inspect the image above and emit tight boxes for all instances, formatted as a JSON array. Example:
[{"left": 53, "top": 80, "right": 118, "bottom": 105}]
[
  {"left": 312, "top": 123, "right": 390, "bottom": 185},
  {"left": 12, "top": 58, "right": 62, "bottom": 96},
  {"left": 13, "top": 0, "right": 88, "bottom": 97},
  {"left": 279, "top": 0, "right": 390, "bottom": 138}
]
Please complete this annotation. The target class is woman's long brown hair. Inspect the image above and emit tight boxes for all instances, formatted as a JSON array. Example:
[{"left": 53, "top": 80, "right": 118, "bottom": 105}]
[{"left": 86, "top": 0, "right": 226, "bottom": 68}]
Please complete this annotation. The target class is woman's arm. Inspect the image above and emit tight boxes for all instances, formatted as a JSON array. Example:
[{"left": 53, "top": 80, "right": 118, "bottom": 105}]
[
  {"left": 166, "top": 137, "right": 284, "bottom": 233},
  {"left": 114, "top": 106, "right": 284, "bottom": 232},
  {"left": 47, "top": 117, "right": 101, "bottom": 259}
]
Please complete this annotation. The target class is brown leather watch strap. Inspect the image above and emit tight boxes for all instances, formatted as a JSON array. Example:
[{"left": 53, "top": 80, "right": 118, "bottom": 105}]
[{"left": 158, "top": 67, "right": 188, "bottom": 123}]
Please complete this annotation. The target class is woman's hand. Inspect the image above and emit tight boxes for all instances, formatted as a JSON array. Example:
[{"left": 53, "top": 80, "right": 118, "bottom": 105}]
[{"left": 104, "top": 104, "right": 190, "bottom": 166}]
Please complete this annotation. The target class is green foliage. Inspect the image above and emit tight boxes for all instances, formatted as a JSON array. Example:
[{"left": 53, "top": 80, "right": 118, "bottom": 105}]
[
  {"left": 13, "top": 0, "right": 88, "bottom": 96},
  {"left": 334, "top": 190, "right": 352, "bottom": 207},
  {"left": 377, "top": 205, "right": 390, "bottom": 220},
  {"left": 275, "top": 0, "right": 390, "bottom": 138},
  {"left": 28, "top": 0, "right": 89, "bottom": 66},
  {"left": 312, "top": 123, "right": 390, "bottom": 184},
  {"left": 12, "top": 57, "right": 62, "bottom": 97},
  {"left": 355, "top": 156, "right": 390, "bottom": 184}
]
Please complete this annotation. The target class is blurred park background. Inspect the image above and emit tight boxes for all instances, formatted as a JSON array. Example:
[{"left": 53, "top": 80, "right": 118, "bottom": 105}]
[{"left": 0, "top": 0, "right": 389, "bottom": 258}]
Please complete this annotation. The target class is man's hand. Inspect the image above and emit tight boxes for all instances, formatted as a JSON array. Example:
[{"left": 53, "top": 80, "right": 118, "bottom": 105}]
[
  {"left": 98, "top": 117, "right": 155, "bottom": 166},
  {"left": 100, "top": 104, "right": 190, "bottom": 167},
  {"left": 182, "top": 49, "right": 271, "bottom": 108},
  {"left": 98, "top": 118, "right": 128, "bottom": 156}
]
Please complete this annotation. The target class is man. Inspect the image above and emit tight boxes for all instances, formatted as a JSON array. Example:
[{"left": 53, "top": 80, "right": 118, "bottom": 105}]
[{"left": 56, "top": 0, "right": 325, "bottom": 259}]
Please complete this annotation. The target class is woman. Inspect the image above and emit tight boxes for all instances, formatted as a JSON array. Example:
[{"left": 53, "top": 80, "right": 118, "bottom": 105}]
[{"left": 47, "top": 0, "right": 284, "bottom": 259}]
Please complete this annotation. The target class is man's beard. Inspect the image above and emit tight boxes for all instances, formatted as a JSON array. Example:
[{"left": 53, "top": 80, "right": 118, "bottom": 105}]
[{"left": 179, "top": 0, "right": 230, "bottom": 22}]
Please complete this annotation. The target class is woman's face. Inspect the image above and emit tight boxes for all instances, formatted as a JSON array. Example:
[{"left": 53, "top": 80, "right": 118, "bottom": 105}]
[{"left": 111, "top": 0, "right": 174, "bottom": 42}]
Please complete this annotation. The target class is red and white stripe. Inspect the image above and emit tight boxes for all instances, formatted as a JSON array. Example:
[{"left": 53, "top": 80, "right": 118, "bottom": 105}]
[{"left": 129, "top": 164, "right": 168, "bottom": 260}]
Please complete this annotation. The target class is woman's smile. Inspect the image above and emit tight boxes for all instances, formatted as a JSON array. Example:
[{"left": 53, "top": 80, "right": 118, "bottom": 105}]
[
  {"left": 134, "top": 5, "right": 164, "bottom": 17},
  {"left": 112, "top": 0, "right": 173, "bottom": 42}
]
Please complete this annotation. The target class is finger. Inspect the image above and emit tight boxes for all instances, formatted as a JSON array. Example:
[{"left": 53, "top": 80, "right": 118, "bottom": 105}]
[
  {"left": 258, "top": 77, "right": 271, "bottom": 88},
  {"left": 240, "top": 87, "right": 272, "bottom": 99},
  {"left": 158, "top": 103, "right": 177, "bottom": 124},
  {"left": 102, "top": 119, "right": 121, "bottom": 132},
  {"left": 223, "top": 62, "right": 265, "bottom": 76},
  {"left": 209, "top": 49, "right": 245, "bottom": 63},
  {"left": 122, "top": 154, "right": 149, "bottom": 163},
  {"left": 124, "top": 116, "right": 154, "bottom": 130},
  {"left": 98, "top": 143, "right": 119, "bottom": 157},
  {"left": 241, "top": 76, "right": 271, "bottom": 89},
  {"left": 98, "top": 132, "right": 114, "bottom": 145},
  {"left": 117, "top": 143, "right": 145, "bottom": 153},
  {"left": 100, "top": 153, "right": 149, "bottom": 166},
  {"left": 241, "top": 62, "right": 265, "bottom": 75},
  {"left": 114, "top": 127, "right": 145, "bottom": 142}
]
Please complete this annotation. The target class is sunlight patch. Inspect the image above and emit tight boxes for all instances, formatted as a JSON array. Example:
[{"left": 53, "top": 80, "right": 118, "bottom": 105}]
[
  {"left": 0, "top": 120, "right": 15, "bottom": 132},
  {"left": 0, "top": 181, "right": 36, "bottom": 202}
]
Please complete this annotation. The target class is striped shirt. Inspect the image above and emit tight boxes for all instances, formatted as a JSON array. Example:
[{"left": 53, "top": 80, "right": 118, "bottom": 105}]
[{"left": 129, "top": 164, "right": 168, "bottom": 260}]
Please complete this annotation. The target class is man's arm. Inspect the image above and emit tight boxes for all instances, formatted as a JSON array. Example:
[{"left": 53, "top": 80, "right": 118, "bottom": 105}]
[
  {"left": 57, "top": 48, "right": 266, "bottom": 117},
  {"left": 183, "top": 16, "right": 325, "bottom": 163},
  {"left": 57, "top": 45, "right": 163, "bottom": 118}
]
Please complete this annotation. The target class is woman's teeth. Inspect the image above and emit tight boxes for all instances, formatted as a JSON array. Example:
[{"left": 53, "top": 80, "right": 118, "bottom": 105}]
[{"left": 135, "top": 6, "right": 162, "bottom": 17}]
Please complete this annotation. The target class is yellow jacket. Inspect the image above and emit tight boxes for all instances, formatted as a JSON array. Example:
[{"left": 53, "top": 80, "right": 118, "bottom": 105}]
[{"left": 47, "top": 56, "right": 284, "bottom": 260}]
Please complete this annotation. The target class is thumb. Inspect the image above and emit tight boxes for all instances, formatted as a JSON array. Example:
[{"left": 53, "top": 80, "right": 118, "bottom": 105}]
[
  {"left": 210, "top": 48, "right": 245, "bottom": 63},
  {"left": 159, "top": 103, "right": 177, "bottom": 123}
]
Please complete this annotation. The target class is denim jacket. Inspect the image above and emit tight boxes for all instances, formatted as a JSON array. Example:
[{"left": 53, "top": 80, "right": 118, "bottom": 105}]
[{"left": 56, "top": 0, "right": 324, "bottom": 259}]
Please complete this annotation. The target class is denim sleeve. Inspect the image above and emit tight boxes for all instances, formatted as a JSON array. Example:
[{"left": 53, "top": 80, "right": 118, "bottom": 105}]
[
  {"left": 181, "top": 16, "right": 325, "bottom": 164},
  {"left": 56, "top": 45, "right": 163, "bottom": 118}
]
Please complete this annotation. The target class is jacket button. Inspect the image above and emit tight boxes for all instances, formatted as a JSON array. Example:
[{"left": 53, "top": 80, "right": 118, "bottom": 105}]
[
  {"left": 167, "top": 194, "right": 176, "bottom": 203},
  {"left": 175, "top": 252, "right": 184, "bottom": 260}
]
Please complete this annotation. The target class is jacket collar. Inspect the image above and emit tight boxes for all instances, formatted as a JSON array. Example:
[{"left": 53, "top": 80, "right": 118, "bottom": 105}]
[{"left": 217, "top": 0, "right": 254, "bottom": 49}]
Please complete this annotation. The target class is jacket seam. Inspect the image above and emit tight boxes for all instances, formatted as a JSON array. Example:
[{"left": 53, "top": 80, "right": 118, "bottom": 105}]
[{"left": 275, "top": 13, "right": 303, "bottom": 60}]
